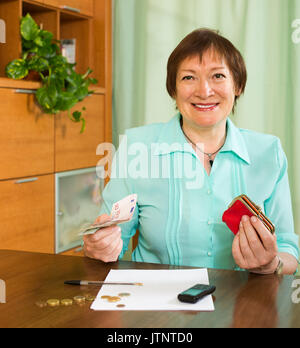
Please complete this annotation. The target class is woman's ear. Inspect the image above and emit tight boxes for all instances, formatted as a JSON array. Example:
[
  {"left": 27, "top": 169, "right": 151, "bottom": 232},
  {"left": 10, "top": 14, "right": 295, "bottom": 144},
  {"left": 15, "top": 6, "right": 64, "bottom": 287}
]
[{"left": 235, "top": 86, "right": 243, "bottom": 98}]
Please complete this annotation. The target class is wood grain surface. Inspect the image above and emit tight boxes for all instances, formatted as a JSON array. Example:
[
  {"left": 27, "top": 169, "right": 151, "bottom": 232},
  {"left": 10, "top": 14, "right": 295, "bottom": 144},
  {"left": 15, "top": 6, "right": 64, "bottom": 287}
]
[{"left": 0, "top": 250, "right": 298, "bottom": 328}]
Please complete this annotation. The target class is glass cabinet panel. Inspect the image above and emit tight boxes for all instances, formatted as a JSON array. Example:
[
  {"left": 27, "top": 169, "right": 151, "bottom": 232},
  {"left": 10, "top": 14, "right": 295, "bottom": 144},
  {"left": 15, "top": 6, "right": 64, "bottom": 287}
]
[{"left": 55, "top": 167, "right": 104, "bottom": 253}]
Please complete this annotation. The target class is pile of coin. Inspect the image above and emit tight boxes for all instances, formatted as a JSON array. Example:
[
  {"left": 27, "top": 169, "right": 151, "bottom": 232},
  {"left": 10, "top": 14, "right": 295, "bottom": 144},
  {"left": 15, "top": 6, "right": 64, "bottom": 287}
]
[
  {"left": 100, "top": 292, "right": 131, "bottom": 308},
  {"left": 36, "top": 292, "right": 131, "bottom": 309},
  {"left": 35, "top": 294, "right": 96, "bottom": 308}
]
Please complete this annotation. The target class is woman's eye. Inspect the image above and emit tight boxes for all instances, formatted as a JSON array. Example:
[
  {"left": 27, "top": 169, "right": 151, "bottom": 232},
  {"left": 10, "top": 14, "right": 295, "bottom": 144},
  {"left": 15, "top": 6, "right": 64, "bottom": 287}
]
[
  {"left": 214, "top": 73, "right": 226, "bottom": 79},
  {"left": 182, "top": 75, "right": 194, "bottom": 81}
]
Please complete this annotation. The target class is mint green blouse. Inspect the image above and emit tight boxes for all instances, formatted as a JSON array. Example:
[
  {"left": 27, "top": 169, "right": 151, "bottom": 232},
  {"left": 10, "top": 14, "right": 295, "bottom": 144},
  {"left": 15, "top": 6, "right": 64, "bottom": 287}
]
[{"left": 99, "top": 114, "right": 299, "bottom": 270}]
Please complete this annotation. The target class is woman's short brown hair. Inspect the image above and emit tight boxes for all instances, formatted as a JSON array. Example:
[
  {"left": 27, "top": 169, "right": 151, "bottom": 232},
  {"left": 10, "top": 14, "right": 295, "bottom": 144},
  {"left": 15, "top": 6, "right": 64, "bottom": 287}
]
[{"left": 166, "top": 28, "right": 247, "bottom": 112}]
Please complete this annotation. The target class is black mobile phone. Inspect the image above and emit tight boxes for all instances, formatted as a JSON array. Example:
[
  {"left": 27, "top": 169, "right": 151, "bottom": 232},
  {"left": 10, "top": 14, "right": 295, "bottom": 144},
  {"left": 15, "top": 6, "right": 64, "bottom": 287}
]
[{"left": 178, "top": 284, "right": 216, "bottom": 304}]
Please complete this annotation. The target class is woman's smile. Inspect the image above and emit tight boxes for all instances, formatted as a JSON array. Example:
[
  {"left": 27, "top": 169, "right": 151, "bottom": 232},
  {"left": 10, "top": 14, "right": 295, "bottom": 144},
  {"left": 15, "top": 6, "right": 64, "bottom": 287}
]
[{"left": 191, "top": 102, "right": 220, "bottom": 112}]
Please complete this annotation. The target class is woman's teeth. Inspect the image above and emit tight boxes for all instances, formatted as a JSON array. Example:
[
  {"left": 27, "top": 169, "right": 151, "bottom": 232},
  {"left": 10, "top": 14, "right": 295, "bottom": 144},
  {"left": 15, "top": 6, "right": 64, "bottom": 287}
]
[{"left": 193, "top": 104, "right": 218, "bottom": 109}]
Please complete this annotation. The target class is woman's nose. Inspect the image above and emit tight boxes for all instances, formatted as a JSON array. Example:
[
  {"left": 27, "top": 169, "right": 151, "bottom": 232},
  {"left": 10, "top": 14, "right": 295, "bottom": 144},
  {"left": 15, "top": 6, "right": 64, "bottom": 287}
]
[{"left": 194, "top": 79, "right": 214, "bottom": 99}]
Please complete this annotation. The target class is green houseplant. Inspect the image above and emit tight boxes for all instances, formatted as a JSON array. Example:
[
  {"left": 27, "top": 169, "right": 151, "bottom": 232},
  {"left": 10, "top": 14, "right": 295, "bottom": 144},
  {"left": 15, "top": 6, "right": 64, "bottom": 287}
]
[{"left": 5, "top": 13, "right": 98, "bottom": 133}]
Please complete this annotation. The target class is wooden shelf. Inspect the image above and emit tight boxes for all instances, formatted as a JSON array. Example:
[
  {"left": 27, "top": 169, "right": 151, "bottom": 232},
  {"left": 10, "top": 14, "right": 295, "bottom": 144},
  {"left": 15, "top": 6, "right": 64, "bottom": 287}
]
[
  {"left": 22, "top": 1, "right": 59, "bottom": 38},
  {"left": 0, "top": 0, "right": 112, "bottom": 255},
  {"left": 0, "top": 77, "right": 41, "bottom": 89},
  {"left": 0, "top": 77, "right": 106, "bottom": 94}
]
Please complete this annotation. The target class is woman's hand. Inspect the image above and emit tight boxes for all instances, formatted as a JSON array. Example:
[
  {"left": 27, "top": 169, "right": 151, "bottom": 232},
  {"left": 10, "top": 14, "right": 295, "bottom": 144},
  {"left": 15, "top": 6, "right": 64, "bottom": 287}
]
[
  {"left": 83, "top": 214, "right": 123, "bottom": 263},
  {"left": 232, "top": 215, "right": 279, "bottom": 274}
]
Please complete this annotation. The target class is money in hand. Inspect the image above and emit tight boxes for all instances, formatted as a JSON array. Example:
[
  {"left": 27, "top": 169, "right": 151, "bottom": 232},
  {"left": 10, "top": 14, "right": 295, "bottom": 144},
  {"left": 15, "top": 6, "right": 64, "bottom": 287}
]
[{"left": 79, "top": 194, "right": 137, "bottom": 236}]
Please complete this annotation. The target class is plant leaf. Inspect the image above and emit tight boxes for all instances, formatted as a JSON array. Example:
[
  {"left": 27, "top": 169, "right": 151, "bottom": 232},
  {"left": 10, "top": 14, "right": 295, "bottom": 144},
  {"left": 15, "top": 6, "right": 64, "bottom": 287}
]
[
  {"left": 36, "top": 83, "right": 58, "bottom": 112},
  {"left": 21, "top": 14, "right": 39, "bottom": 41},
  {"left": 75, "top": 86, "right": 89, "bottom": 101},
  {"left": 6, "top": 14, "right": 99, "bottom": 132},
  {"left": 72, "top": 111, "right": 82, "bottom": 122},
  {"left": 5, "top": 59, "right": 28, "bottom": 80},
  {"left": 55, "top": 91, "right": 77, "bottom": 111},
  {"left": 27, "top": 56, "right": 49, "bottom": 72},
  {"left": 80, "top": 118, "right": 86, "bottom": 133}
]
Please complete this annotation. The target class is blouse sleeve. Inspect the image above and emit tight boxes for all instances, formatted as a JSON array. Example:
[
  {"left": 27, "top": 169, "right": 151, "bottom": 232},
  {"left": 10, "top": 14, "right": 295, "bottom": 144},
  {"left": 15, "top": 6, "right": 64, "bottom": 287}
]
[{"left": 264, "top": 139, "right": 299, "bottom": 261}]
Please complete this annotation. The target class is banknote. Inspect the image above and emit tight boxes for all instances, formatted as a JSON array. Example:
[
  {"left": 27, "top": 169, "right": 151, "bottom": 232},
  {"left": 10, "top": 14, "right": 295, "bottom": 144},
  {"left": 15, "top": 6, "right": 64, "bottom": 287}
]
[{"left": 79, "top": 194, "right": 137, "bottom": 236}]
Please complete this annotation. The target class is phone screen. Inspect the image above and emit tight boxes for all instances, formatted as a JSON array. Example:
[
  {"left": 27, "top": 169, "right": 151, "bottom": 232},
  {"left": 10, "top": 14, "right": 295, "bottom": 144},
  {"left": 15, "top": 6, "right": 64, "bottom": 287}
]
[{"left": 181, "top": 284, "right": 212, "bottom": 296}]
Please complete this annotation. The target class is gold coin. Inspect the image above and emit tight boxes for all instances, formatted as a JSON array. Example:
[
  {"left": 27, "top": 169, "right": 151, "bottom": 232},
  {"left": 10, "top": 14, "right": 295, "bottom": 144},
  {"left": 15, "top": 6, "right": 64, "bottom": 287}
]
[
  {"left": 118, "top": 293, "right": 131, "bottom": 297},
  {"left": 101, "top": 295, "right": 110, "bottom": 299},
  {"left": 108, "top": 296, "right": 121, "bottom": 303},
  {"left": 35, "top": 300, "right": 48, "bottom": 308},
  {"left": 73, "top": 295, "right": 86, "bottom": 304},
  {"left": 85, "top": 295, "right": 96, "bottom": 302},
  {"left": 47, "top": 299, "right": 60, "bottom": 307},
  {"left": 116, "top": 304, "right": 126, "bottom": 308},
  {"left": 61, "top": 299, "right": 73, "bottom": 306}
]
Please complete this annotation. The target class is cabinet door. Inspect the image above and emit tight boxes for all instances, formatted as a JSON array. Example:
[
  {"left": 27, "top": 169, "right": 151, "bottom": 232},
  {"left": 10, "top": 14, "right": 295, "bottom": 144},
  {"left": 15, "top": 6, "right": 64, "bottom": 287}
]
[
  {"left": 44, "top": 0, "right": 94, "bottom": 17},
  {"left": 0, "top": 88, "right": 54, "bottom": 180},
  {"left": 0, "top": 174, "right": 54, "bottom": 253},
  {"left": 55, "top": 93, "right": 105, "bottom": 172}
]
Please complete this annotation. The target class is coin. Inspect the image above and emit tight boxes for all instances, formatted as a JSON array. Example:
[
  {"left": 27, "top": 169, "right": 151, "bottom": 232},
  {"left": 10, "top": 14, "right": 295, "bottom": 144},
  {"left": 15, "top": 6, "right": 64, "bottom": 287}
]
[
  {"left": 101, "top": 295, "right": 110, "bottom": 299},
  {"left": 118, "top": 292, "right": 131, "bottom": 297},
  {"left": 73, "top": 295, "right": 86, "bottom": 304},
  {"left": 107, "top": 296, "right": 121, "bottom": 302},
  {"left": 47, "top": 299, "right": 60, "bottom": 307},
  {"left": 61, "top": 299, "right": 73, "bottom": 306},
  {"left": 116, "top": 304, "right": 126, "bottom": 308},
  {"left": 85, "top": 295, "right": 96, "bottom": 302},
  {"left": 35, "top": 300, "right": 48, "bottom": 308}
]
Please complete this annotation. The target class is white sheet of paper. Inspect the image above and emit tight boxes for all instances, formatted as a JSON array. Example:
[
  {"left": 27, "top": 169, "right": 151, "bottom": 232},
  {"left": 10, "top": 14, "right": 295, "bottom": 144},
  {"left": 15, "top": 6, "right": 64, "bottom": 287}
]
[{"left": 91, "top": 269, "right": 215, "bottom": 311}]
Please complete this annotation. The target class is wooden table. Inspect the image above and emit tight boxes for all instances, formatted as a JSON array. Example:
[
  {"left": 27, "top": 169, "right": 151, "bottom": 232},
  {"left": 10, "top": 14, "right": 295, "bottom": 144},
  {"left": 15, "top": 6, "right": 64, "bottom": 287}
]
[{"left": 0, "top": 249, "right": 299, "bottom": 328}]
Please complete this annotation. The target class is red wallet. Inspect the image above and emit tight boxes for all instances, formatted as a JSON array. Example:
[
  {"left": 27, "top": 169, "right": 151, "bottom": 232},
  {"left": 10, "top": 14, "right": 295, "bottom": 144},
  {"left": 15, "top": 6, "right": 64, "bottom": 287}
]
[{"left": 222, "top": 195, "right": 275, "bottom": 235}]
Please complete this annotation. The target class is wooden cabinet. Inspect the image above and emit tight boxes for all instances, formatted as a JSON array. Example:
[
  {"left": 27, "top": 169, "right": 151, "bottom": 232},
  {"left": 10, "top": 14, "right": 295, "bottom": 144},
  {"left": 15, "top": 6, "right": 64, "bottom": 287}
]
[
  {"left": 0, "top": 88, "right": 54, "bottom": 180},
  {"left": 29, "top": 0, "right": 45, "bottom": 5},
  {"left": 0, "top": 0, "right": 112, "bottom": 254},
  {"left": 60, "top": 13, "right": 91, "bottom": 76},
  {"left": 43, "top": 0, "right": 94, "bottom": 17},
  {"left": 55, "top": 93, "right": 105, "bottom": 172},
  {"left": 0, "top": 0, "right": 109, "bottom": 87},
  {"left": 0, "top": 174, "right": 55, "bottom": 253}
]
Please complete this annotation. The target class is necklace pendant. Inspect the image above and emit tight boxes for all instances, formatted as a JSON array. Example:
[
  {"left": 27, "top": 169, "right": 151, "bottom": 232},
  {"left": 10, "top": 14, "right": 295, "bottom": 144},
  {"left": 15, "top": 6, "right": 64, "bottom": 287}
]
[{"left": 209, "top": 160, "right": 214, "bottom": 168}]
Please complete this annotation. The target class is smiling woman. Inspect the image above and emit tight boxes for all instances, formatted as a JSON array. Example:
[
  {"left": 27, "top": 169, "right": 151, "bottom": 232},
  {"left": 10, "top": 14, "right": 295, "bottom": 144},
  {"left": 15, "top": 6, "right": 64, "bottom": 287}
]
[
  {"left": 176, "top": 53, "right": 236, "bottom": 168},
  {"left": 84, "top": 28, "right": 299, "bottom": 275},
  {"left": 166, "top": 29, "right": 247, "bottom": 174},
  {"left": 166, "top": 29, "right": 247, "bottom": 114}
]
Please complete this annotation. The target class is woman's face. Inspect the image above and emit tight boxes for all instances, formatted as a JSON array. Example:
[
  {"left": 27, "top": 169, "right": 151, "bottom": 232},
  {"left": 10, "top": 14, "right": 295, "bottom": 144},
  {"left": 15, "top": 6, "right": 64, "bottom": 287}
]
[{"left": 175, "top": 50, "right": 239, "bottom": 131}]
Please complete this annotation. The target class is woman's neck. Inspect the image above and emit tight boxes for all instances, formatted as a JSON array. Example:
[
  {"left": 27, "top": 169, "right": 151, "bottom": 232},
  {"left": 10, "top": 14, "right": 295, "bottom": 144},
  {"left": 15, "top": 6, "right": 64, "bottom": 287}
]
[{"left": 181, "top": 117, "right": 227, "bottom": 154}]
